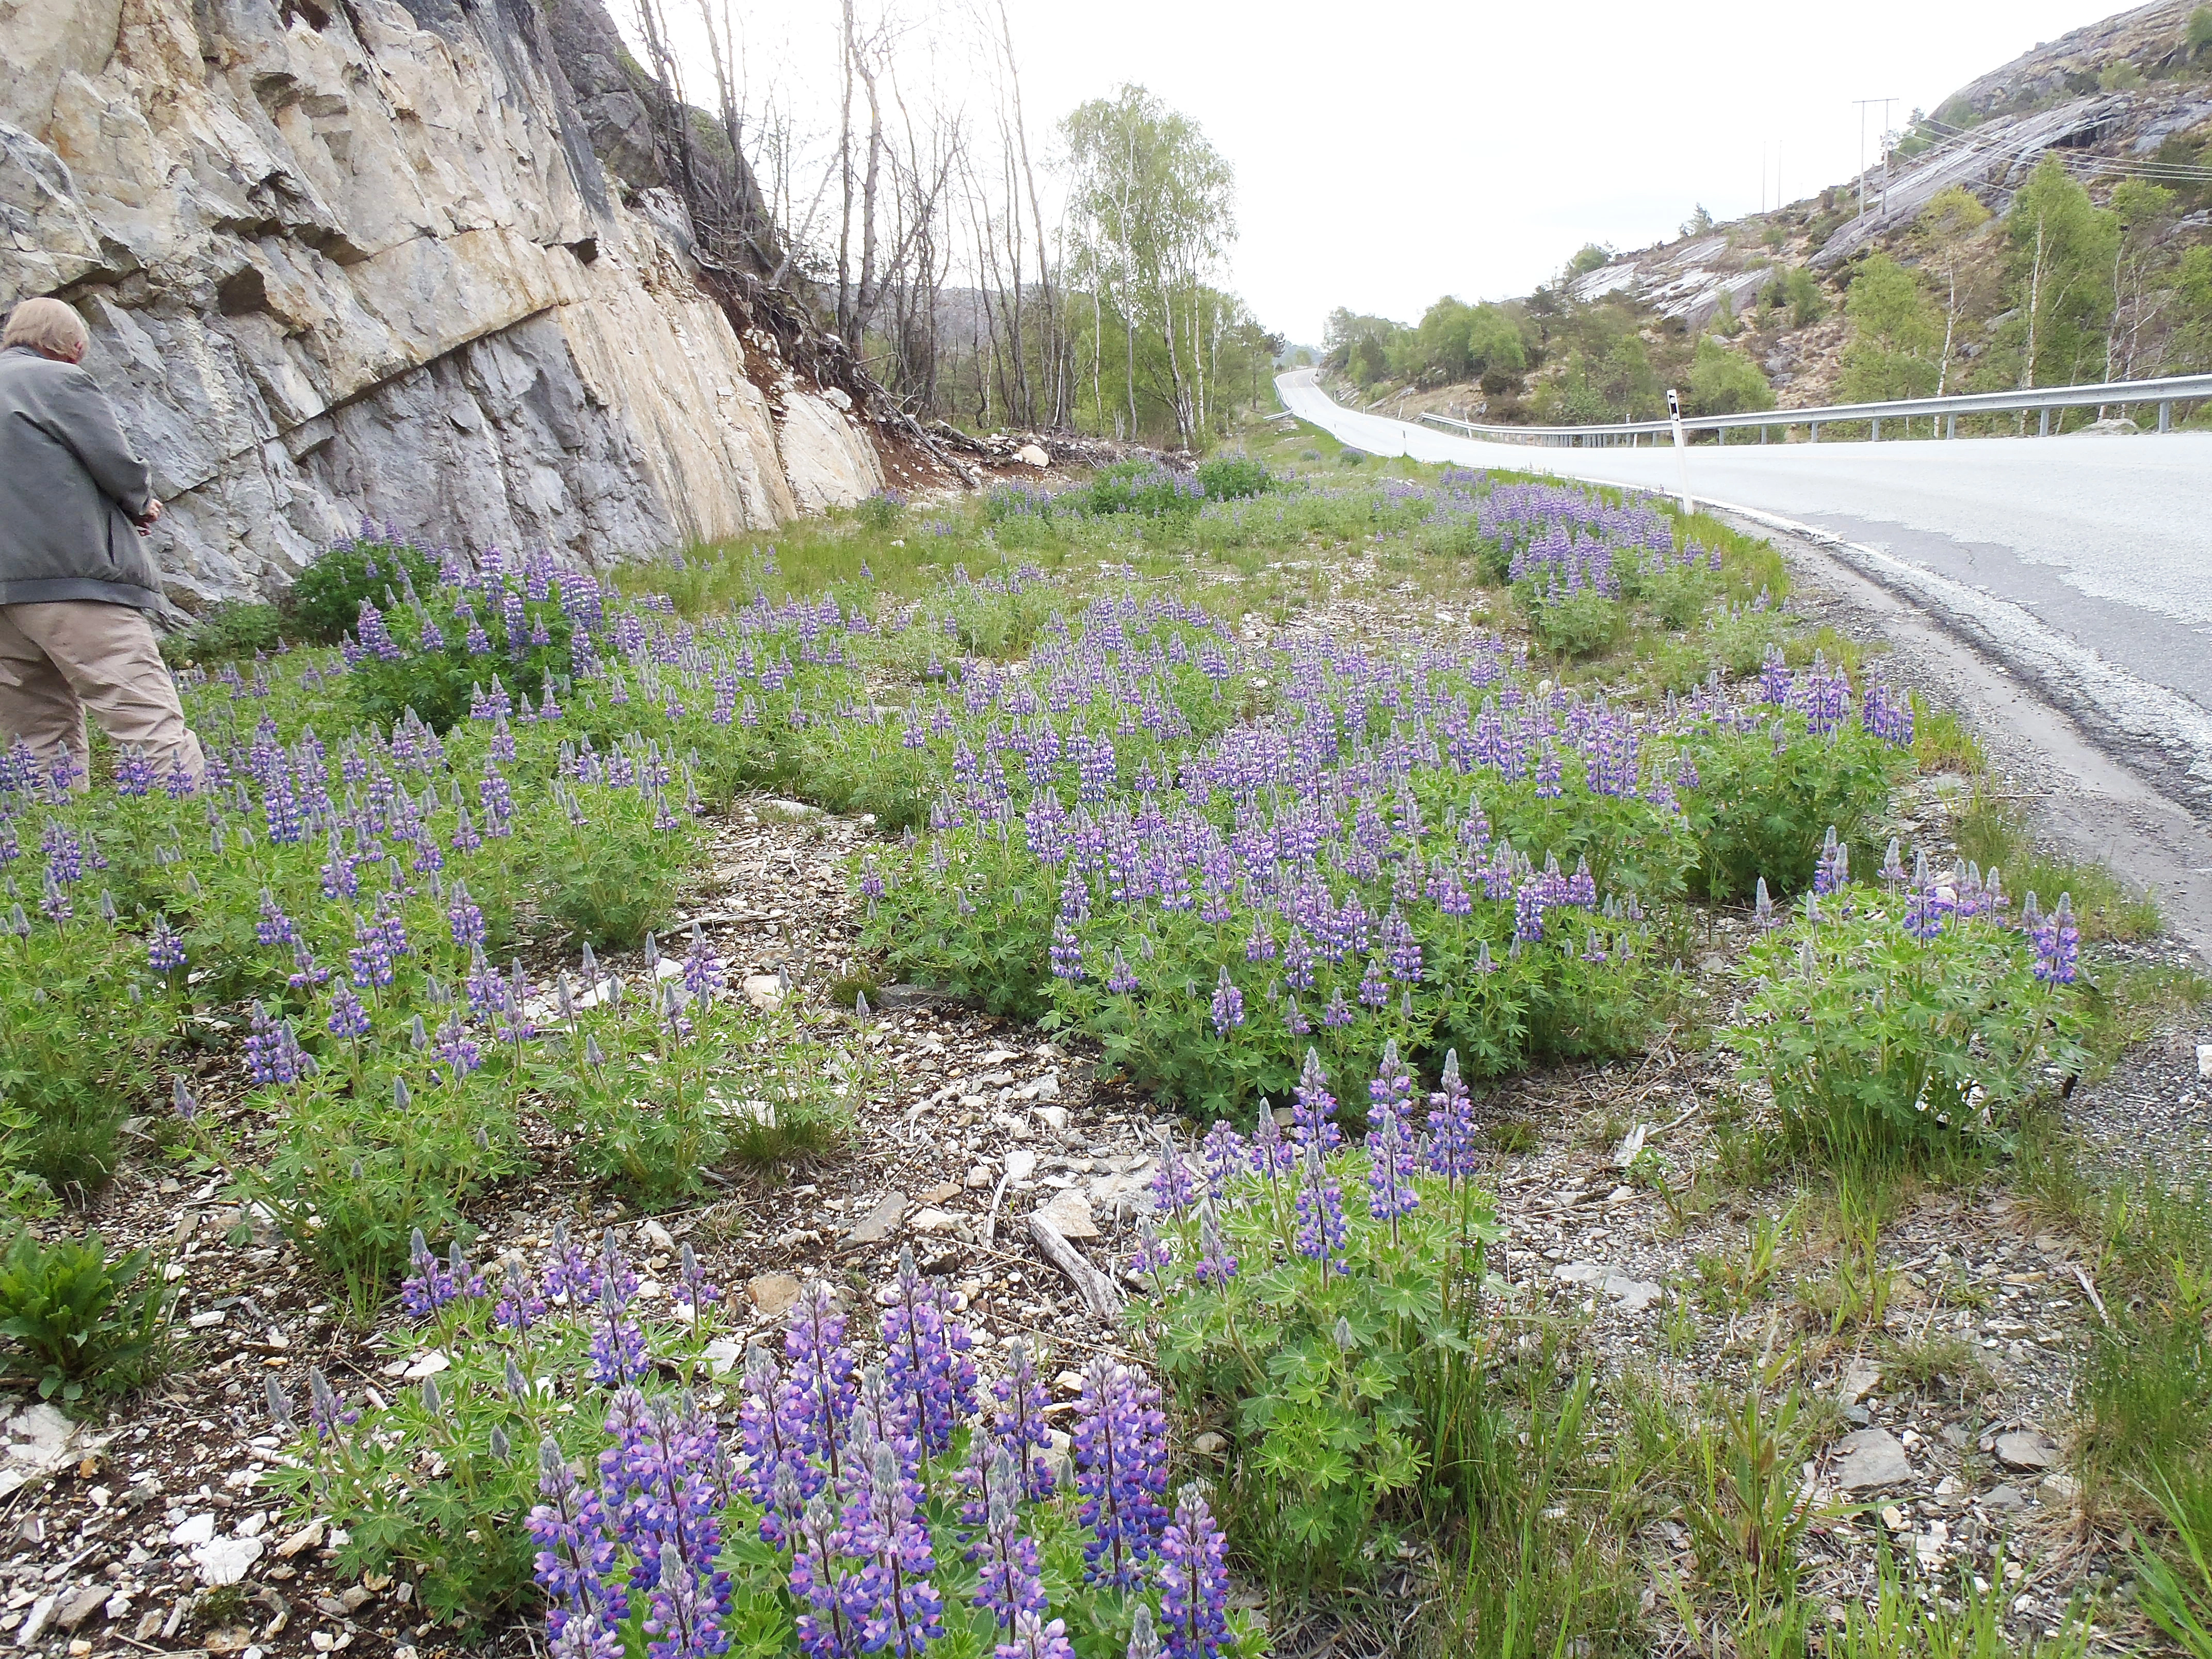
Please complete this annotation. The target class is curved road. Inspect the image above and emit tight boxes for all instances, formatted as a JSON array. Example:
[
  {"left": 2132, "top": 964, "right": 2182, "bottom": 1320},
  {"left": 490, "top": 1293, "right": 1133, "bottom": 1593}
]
[
  {"left": 1276, "top": 369, "right": 2212, "bottom": 955},
  {"left": 1277, "top": 369, "right": 2212, "bottom": 794}
]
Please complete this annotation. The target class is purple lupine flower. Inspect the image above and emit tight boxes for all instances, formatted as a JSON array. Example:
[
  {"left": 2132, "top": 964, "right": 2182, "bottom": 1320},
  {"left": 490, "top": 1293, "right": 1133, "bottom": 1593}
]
[
  {"left": 1356, "top": 956, "right": 1390, "bottom": 1010},
  {"left": 1365, "top": 1041, "right": 1421, "bottom": 1231},
  {"left": 986, "top": 1340, "right": 1055, "bottom": 1503},
  {"left": 1193, "top": 1199, "right": 1238, "bottom": 1288},
  {"left": 243, "top": 1003, "right": 312, "bottom": 1086},
  {"left": 255, "top": 888, "right": 301, "bottom": 949},
  {"left": 1426, "top": 1049, "right": 1478, "bottom": 1184},
  {"left": 1293, "top": 1142, "right": 1349, "bottom": 1277},
  {"left": 2033, "top": 892, "right": 2078, "bottom": 984},
  {"left": 594, "top": 1391, "right": 733, "bottom": 1659},
  {"left": 1150, "top": 1130, "right": 1199, "bottom": 1219},
  {"left": 1813, "top": 827, "right": 1849, "bottom": 897},
  {"left": 1198, "top": 1120, "right": 1246, "bottom": 1197},
  {"left": 676, "top": 1243, "right": 719, "bottom": 1323},
  {"left": 880, "top": 1246, "right": 978, "bottom": 1457},
  {"left": 1049, "top": 920, "right": 1085, "bottom": 981},
  {"left": 1127, "top": 1219, "right": 1174, "bottom": 1286},
  {"left": 434, "top": 1011, "right": 482, "bottom": 1081},
  {"left": 1752, "top": 876, "right": 1777, "bottom": 933},
  {"left": 1106, "top": 947, "right": 1140, "bottom": 995},
  {"left": 998, "top": 1611, "right": 1078, "bottom": 1659},
  {"left": 972, "top": 1451, "right": 1050, "bottom": 1631},
  {"left": 448, "top": 881, "right": 486, "bottom": 950},
  {"left": 327, "top": 981, "right": 371, "bottom": 1039},
  {"left": 1291, "top": 1047, "right": 1342, "bottom": 1153},
  {"left": 1208, "top": 967, "right": 1244, "bottom": 1036},
  {"left": 529, "top": 1440, "right": 630, "bottom": 1659},
  {"left": 306, "top": 1366, "right": 359, "bottom": 1443},
  {"left": 495, "top": 1259, "right": 548, "bottom": 1333},
  {"left": 679, "top": 925, "right": 724, "bottom": 1001},
  {"left": 789, "top": 1492, "right": 859, "bottom": 1658},
  {"left": 1879, "top": 837, "right": 1906, "bottom": 887},
  {"left": 1902, "top": 852, "right": 1945, "bottom": 942},
  {"left": 400, "top": 1228, "right": 484, "bottom": 1318},
  {"left": 147, "top": 914, "right": 187, "bottom": 973},
  {"left": 1250, "top": 1105, "right": 1290, "bottom": 1188},
  {"left": 1071, "top": 1355, "right": 1170, "bottom": 1588},
  {"left": 783, "top": 1284, "right": 858, "bottom": 1478},
  {"left": 587, "top": 1232, "right": 648, "bottom": 1388},
  {"left": 844, "top": 1437, "right": 944, "bottom": 1656},
  {"left": 1158, "top": 1483, "right": 1232, "bottom": 1659}
]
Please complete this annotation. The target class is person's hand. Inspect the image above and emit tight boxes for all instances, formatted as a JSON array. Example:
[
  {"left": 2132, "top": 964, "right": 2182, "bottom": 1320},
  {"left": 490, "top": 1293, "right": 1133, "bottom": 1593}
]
[{"left": 134, "top": 498, "right": 163, "bottom": 535}]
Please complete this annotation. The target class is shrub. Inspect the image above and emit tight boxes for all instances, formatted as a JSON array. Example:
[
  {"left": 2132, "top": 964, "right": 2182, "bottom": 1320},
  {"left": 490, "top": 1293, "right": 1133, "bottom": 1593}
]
[
  {"left": 162, "top": 601, "right": 286, "bottom": 666},
  {"left": 1067, "top": 459, "right": 1206, "bottom": 517},
  {"left": 547, "top": 994, "right": 852, "bottom": 1209},
  {"left": 1142, "top": 1042, "right": 1503, "bottom": 1584},
  {"left": 346, "top": 581, "right": 573, "bottom": 734},
  {"left": 1526, "top": 589, "right": 1625, "bottom": 659},
  {"left": 0, "top": 1227, "right": 172, "bottom": 1406},
  {"left": 1196, "top": 455, "right": 1271, "bottom": 500},
  {"left": 529, "top": 796, "right": 695, "bottom": 950},
  {"left": 855, "top": 488, "right": 907, "bottom": 532},
  {"left": 1722, "top": 876, "right": 2084, "bottom": 1156},
  {"left": 286, "top": 533, "right": 440, "bottom": 645}
]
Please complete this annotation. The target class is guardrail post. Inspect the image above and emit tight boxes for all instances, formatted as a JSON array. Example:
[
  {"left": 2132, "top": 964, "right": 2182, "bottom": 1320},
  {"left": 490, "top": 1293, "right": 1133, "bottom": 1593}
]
[
  {"left": 1810, "top": 422, "right": 1819, "bottom": 443},
  {"left": 2039, "top": 408, "right": 2051, "bottom": 437},
  {"left": 1946, "top": 413, "right": 1957, "bottom": 439},
  {"left": 1871, "top": 417, "right": 1881, "bottom": 443},
  {"left": 2160, "top": 400, "right": 2172, "bottom": 433}
]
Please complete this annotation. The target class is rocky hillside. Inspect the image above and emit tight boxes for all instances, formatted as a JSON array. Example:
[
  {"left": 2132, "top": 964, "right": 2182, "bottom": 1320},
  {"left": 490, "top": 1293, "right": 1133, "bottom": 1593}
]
[
  {"left": 1338, "top": 0, "right": 2211, "bottom": 427},
  {"left": 2, "top": 0, "right": 886, "bottom": 610}
]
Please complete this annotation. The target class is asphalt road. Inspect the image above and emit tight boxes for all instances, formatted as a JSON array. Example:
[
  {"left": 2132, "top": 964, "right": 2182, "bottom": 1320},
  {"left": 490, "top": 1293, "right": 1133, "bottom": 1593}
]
[{"left": 1276, "top": 369, "right": 2212, "bottom": 810}]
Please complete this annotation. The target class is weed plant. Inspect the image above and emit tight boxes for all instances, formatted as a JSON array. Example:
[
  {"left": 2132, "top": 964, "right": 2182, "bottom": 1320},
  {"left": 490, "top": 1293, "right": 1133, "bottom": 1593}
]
[{"left": 0, "top": 1227, "right": 172, "bottom": 1406}]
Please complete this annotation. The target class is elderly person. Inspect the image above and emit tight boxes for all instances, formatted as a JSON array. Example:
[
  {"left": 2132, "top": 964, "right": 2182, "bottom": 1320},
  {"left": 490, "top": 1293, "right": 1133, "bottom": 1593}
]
[{"left": 0, "top": 297, "right": 204, "bottom": 789}]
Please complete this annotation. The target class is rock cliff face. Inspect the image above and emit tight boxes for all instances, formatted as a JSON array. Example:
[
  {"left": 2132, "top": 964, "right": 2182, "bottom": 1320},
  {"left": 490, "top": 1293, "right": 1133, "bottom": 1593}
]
[{"left": 0, "top": 0, "right": 885, "bottom": 609}]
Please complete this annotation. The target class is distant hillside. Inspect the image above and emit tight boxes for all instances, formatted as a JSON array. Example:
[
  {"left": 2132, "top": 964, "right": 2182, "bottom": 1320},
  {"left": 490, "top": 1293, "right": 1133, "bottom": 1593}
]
[{"left": 1323, "top": 0, "right": 2212, "bottom": 431}]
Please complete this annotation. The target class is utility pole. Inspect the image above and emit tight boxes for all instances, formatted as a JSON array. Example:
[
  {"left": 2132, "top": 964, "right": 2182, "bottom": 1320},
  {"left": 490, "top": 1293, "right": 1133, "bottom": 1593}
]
[
  {"left": 1854, "top": 97, "right": 1897, "bottom": 222},
  {"left": 1852, "top": 98, "right": 1894, "bottom": 220}
]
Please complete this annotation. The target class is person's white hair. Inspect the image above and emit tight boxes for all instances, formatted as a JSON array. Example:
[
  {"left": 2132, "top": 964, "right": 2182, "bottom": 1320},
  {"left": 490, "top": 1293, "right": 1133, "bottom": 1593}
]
[{"left": 3, "top": 298, "right": 90, "bottom": 360}]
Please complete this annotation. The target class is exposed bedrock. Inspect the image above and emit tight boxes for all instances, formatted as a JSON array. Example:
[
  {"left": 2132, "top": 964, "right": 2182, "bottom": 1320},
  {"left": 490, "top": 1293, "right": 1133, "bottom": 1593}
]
[{"left": 0, "top": 0, "right": 883, "bottom": 609}]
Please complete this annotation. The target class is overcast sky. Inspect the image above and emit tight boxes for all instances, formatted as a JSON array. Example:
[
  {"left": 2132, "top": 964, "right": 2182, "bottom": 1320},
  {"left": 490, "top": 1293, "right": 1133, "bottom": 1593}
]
[{"left": 637, "top": 0, "right": 2124, "bottom": 345}]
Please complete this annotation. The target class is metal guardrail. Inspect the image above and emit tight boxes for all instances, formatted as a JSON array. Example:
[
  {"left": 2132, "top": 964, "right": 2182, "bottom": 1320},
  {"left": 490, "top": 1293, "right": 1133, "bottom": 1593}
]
[{"left": 1416, "top": 371, "right": 2212, "bottom": 447}]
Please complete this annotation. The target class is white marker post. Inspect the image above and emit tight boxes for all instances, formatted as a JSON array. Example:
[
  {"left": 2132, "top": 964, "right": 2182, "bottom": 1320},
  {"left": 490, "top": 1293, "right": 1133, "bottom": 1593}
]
[{"left": 1667, "top": 387, "right": 1694, "bottom": 515}]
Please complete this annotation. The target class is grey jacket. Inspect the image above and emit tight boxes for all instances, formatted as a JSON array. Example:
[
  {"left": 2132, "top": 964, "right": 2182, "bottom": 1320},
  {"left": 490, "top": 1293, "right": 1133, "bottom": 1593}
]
[{"left": 0, "top": 344, "right": 161, "bottom": 609}]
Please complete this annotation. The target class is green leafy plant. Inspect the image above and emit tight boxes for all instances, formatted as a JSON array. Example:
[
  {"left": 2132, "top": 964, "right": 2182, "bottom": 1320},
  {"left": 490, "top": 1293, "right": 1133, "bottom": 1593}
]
[
  {"left": 1723, "top": 881, "right": 2082, "bottom": 1156},
  {"left": 161, "top": 601, "right": 286, "bottom": 666},
  {"left": 1143, "top": 1045, "right": 1504, "bottom": 1585},
  {"left": 1684, "top": 1389, "right": 1812, "bottom": 1614},
  {"left": 1677, "top": 712, "right": 1899, "bottom": 900},
  {"left": 285, "top": 534, "right": 439, "bottom": 645},
  {"left": 0, "top": 1227, "right": 172, "bottom": 1405},
  {"left": 529, "top": 795, "right": 695, "bottom": 949}
]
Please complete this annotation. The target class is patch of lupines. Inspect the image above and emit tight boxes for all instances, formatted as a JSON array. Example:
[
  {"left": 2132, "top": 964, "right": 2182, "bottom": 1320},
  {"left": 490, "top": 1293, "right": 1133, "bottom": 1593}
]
[{"left": 880, "top": 1246, "right": 978, "bottom": 1457}]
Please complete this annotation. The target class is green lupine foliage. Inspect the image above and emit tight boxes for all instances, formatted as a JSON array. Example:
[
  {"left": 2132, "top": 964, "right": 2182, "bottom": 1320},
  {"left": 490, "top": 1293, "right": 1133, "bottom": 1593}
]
[{"left": 1723, "top": 884, "right": 2084, "bottom": 1153}]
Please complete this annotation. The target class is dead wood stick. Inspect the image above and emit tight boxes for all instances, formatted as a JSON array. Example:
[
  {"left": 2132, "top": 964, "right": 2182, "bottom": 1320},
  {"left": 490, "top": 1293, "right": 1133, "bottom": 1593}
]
[{"left": 1027, "top": 1212, "right": 1124, "bottom": 1319}]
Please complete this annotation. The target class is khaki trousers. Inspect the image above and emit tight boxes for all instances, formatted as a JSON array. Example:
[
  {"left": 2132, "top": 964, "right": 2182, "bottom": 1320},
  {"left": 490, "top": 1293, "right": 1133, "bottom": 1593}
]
[{"left": 0, "top": 600, "right": 206, "bottom": 788}]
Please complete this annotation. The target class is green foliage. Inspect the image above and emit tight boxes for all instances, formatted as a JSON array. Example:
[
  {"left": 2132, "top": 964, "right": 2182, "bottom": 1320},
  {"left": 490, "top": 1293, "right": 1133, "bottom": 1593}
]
[
  {"left": 1525, "top": 589, "right": 1627, "bottom": 659},
  {"left": 854, "top": 490, "right": 906, "bottom": 533},
  {"left": 1954, "top": 787, "right": 2160, "bottom": 943},
  {"left": 1830, "top": 1548, "right": 2090, "bottom": 1658},
  {"left": 2192, "top": 5, "right": 2212, "bottom": 55},
  {"left": 2135, "top": 1470, "right": 2212, "bottom": 1658},
  {"left": 162, "top": 601, "right": 287, "bottom": 666},
  {"left": 286, "top": 535, "right": 440, "bottom": 646},
  {"left": 0, "top": 923, "right": 173, "bottom": 1191},
  {"left": 2002, "top": 157, "right": 2120, "bottom": 392},
  {"left": 1195, "top": 454, "right": 1272, "bottom": 500},
  {"left": 1780, "top": 267, "right": 1827, "bottom": 328},
  {"left": 547, "top": 998, "right": 853, "bottom": 1209},
  {"left": 1676, "top": 710, "right": 1899, "bottom": 900},
  {"left": 1840, "top": 254, "right": 1943, "bottom": 402},
  {"left": 530, "top": 800, "right": 694, "bottom": 949},
  {"left": 0, "top": 1227, "right": 171, "bottom": 1406},
  {"left": 1723, "top": 886, "right": 2084, "bottom": 1156},
  {"left": 346, "top": 583, "right": 574, "bottom": 734},
  {"left": 1143, "top": 1082, "right": 1504, "bottom": 1583},
  {"left": 235, "top": 1061, "right": 526, "bottom": 1318},
  {"left": 1683, "top": 1390, "right": 1812, "bottom": 1613},
  {"left": 1686, "top": 339, "right": 1776, "bottom": 417}
]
